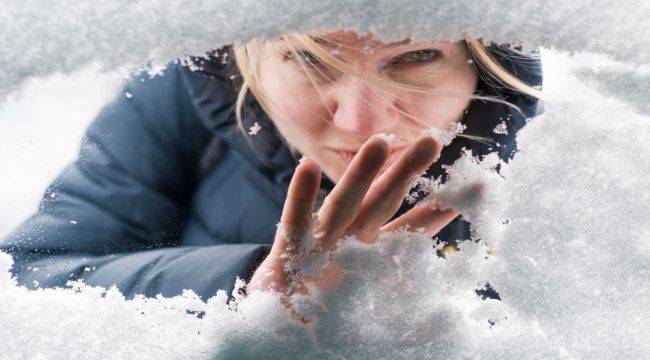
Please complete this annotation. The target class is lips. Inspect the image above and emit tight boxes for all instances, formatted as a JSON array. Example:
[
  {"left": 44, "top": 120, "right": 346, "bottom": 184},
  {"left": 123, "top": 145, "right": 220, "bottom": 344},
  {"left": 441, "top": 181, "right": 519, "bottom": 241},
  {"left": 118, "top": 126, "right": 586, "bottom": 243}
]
[
  {"left": 334, "top": 150, "right": 358, "bottom": 163},
  {"left": 330, "top": 146, "right": 407, "bottom": 173}
]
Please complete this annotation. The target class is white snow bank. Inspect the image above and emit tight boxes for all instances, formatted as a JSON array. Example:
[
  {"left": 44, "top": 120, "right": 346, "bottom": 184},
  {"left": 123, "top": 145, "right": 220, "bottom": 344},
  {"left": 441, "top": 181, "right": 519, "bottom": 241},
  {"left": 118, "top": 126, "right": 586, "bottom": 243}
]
[
  {"left": 1, "top": 0, "right": 649, "bottom": 101},
  {"left": 2, "top": 49, "right": 649, "bottom": 359}
]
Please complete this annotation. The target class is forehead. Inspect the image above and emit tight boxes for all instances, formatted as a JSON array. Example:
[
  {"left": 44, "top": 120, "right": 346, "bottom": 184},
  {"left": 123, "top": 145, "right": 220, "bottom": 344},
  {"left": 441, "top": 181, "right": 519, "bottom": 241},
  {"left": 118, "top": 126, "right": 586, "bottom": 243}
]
[
  {"left": 311, "top": 30, "right": 412, "bottom": 49},
  {"left": 276, "top": 30, "right": 457, "bottom": 52}
]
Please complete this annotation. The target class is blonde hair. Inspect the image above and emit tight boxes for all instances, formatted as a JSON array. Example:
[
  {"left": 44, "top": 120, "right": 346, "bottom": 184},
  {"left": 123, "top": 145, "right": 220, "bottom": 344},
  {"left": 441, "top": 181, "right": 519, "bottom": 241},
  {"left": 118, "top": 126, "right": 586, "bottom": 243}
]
[{"left": 232, "top": 34, "right": 543, "bottom": 141}]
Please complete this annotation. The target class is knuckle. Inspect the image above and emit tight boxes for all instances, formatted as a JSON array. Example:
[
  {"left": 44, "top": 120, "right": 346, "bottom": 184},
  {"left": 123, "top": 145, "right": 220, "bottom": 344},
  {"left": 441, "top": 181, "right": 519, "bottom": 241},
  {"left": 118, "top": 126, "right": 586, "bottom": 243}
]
[{"left": 323, "top": 195, "right": 358, "bottom": 210}]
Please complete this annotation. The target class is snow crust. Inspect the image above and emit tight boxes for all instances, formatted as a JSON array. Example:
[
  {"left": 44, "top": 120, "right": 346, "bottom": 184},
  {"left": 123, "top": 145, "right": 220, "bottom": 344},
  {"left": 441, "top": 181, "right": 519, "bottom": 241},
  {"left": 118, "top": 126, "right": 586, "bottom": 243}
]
[
  {"left": 1, "top": 0, "right": 650, "bottom": 101},
  {"left": 1, "top": 1, "right": 650, "bottom": 359}
]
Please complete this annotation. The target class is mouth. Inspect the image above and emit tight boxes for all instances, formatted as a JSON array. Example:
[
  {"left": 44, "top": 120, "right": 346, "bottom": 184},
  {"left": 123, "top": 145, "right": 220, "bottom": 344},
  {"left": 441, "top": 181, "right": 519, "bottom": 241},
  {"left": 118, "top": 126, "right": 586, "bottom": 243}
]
[{"left": 329, "top": 145, "right": 408, "bottom": 174}]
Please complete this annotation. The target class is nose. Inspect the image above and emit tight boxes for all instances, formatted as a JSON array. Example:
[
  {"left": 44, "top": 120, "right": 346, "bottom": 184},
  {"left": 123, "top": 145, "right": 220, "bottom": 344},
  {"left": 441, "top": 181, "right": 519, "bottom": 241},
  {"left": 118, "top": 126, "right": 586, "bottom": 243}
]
[{"left": 324, "top": 77, "right": 400, "bottom": 137}]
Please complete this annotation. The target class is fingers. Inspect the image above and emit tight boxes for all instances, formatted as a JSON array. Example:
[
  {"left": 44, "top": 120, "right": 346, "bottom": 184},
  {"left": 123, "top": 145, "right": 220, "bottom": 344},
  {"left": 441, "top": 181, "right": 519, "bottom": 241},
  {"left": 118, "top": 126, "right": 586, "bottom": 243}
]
[
  {"left": 349, "top": 135, "right": 441, "bottom": 233},
  {"left": 271, "top": 159, "right": 322, "bottom": 257},
  {"left": 249, "top": 161, "right": 320, "bottom": 295},
  {"left": 315, "top": 136, "right": 389, "bottom": 245},
  {"left": 380, "top": 203, "right": 459, "bottom": 234}
]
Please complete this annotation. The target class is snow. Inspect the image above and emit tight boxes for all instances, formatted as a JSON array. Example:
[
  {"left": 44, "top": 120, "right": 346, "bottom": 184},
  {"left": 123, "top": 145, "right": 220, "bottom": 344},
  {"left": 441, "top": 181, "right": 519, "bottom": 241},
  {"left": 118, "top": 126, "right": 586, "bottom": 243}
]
[
  {"left": 376, "top": 132, "right": 399, "bottom": 144},
  {"left": 248, "top": 122, "right": 262, "bottom": 136},
  {"left": 1, "top": 1, "right": 649, "bottom": 359},
  {"left": 424, "top": 122, "right": 467, "bottom": 146},
  {"left": 493, "top": 121, "right": 508, "bottom": 135}
]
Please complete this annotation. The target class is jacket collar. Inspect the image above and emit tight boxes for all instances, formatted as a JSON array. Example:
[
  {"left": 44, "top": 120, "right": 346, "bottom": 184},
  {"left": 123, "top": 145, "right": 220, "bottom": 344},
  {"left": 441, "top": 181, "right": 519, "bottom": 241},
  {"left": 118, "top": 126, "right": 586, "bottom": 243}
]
[{"left": 179, "top": 50, "right": 299, "bottom": 190}]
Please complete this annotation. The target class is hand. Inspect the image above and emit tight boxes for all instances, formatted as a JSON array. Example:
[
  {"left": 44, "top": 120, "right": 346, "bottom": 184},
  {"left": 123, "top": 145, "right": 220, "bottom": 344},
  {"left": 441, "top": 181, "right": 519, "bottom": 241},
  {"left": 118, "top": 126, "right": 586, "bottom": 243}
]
[{"left": 248, "top": 134, "right": 459, "bottom": 300}]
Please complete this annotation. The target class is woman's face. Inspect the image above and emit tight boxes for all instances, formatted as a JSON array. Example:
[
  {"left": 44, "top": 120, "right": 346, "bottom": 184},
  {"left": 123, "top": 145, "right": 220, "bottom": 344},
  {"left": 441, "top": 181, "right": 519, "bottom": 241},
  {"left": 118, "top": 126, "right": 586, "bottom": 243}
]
[{"left": 257, "top": 31, "right": 478, "bottom": 183}]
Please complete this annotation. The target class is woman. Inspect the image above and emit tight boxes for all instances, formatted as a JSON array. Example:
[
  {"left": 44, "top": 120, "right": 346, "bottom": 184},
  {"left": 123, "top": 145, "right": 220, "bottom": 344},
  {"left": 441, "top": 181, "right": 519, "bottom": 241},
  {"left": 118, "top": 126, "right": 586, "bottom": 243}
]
[{"left": 0, "top": 31, "right": 542, "bottom": 301}]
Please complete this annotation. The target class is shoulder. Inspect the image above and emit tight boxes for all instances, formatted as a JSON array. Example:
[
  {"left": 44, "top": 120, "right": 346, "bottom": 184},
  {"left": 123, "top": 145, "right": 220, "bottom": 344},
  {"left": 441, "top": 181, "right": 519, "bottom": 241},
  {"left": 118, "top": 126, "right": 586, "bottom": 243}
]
[
  {"left": 113, "top": 46, "right": 238, "bottom": 132},
  {"left": 88, "top": 47, "right": 241, "bottom": 153},
  {"left": 77, "top": 48, "right": 243, "bottom": 193}
]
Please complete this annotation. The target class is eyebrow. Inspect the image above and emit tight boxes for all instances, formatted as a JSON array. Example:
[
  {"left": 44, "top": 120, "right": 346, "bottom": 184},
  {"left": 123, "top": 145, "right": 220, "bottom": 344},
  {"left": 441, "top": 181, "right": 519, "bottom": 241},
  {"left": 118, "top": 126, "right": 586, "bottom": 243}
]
[{"left": 311, "top": 36, "right": 412, "bottom": 49}]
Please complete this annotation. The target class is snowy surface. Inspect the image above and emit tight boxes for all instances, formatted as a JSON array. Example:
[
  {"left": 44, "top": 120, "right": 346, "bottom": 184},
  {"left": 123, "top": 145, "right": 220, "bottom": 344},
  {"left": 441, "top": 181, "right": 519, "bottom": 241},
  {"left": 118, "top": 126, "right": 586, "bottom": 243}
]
[
  {"left": 1, "top": 0, "right": 650, "bottom": 101},
  {"left": 1, "top": 1, "right": 650, "bottom": 359}
]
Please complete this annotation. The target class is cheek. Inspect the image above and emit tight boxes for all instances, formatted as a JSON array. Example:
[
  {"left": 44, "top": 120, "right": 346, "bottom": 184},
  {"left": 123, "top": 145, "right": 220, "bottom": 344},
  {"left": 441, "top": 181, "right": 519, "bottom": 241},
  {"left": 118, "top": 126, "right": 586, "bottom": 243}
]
[
  {"left": 402, "top": 67, "right": 476, "bottom": 128},
  {"left": 257, "top": 58, "right": 333, "bottom": 138},
  {"left": 277, "top": 95, "right": 330, "bottom": 136},
  {"left": 411, "top": 93, "right": 470, "bottom": 126}
]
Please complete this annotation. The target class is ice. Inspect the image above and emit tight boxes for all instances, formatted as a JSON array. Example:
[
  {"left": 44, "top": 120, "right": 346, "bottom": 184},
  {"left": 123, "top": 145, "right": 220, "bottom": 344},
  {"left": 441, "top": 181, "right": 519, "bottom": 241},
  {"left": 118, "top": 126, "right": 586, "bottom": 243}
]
[{"left": 1, "top": 1, "right": 650, "bottom": 359}]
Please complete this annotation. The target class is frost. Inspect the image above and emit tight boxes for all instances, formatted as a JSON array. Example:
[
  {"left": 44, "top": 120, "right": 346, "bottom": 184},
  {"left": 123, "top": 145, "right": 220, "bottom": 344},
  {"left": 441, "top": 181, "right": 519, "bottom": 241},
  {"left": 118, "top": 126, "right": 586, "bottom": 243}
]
[
  {"left": 1, "top": 1, "right": 650, "bottom": 101},
  {"left": 1, "top": 1, "right": 650, "bottom": 359},
  {"left": 3, "top": 50, "right": 650, "bottom": 357}
]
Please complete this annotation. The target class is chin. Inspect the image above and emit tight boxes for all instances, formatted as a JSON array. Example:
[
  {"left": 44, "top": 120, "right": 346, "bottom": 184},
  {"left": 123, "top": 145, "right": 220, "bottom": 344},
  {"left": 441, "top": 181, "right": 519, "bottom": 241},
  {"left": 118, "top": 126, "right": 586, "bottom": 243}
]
[
  {"left": 317, "top": 153, "right": 347, "bottom": 184},
  {"left": 322, "top": 165, "right": 344, "bottom": 184}
]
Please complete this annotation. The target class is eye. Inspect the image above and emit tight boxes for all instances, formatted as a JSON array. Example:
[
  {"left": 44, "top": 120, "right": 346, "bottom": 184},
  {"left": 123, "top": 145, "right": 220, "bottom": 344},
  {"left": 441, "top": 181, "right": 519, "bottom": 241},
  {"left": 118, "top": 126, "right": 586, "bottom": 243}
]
[
  {"left": 285, "top": 50, "right": 326, "bottom": 70},
  {"left": 283, "top": 49, "right": 341, "bottom": 81},
  {"left": 388, "top": 49, "right": 442, "bottom": 67}
]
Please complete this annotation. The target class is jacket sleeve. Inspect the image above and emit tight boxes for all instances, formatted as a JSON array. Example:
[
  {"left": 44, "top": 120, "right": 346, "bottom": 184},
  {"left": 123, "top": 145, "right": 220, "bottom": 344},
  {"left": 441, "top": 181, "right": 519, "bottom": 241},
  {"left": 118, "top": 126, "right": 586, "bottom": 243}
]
[{"left": 0, "top": 65, "right": 270, "bottom": 300}]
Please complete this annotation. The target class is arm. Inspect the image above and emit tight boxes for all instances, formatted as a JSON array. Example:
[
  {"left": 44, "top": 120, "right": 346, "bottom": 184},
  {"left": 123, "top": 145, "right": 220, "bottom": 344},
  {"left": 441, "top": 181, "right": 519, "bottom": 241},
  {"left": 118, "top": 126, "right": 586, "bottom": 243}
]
[{"left": 1, "top": 64, "right": 269, "bottom": 300}]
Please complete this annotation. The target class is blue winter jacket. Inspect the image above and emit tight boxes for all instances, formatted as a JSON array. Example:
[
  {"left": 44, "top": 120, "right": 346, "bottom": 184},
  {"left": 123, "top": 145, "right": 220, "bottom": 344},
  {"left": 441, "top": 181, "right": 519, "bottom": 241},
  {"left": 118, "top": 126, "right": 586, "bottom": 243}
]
[{"left": 0, "top": 45, "right": 543, "bottom": 300}]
